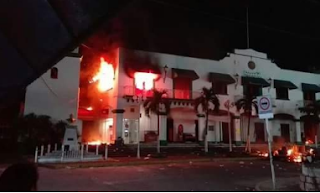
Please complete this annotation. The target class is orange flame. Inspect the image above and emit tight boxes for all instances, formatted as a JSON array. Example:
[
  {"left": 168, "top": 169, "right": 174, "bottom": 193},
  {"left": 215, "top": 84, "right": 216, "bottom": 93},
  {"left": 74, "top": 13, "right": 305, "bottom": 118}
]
[
  {"left": 88, "top": 140, "right": 102, "bottom": 145},
  {"left": 91, "top": 58, "right": 114, "bottom": 92},
  {"left": 306, "top": 139, "right": 314, "bottom": 145},
  {"left": 287, "top": 145, "right": 302, "bottom": 163},
  {"left": 134, "top": 72, "right": 158, "bottom": 90}
]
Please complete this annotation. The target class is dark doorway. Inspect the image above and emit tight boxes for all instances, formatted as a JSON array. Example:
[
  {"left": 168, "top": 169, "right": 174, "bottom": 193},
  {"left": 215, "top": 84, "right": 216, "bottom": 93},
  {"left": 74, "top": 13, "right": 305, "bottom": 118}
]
[
  {"left": 280, "top": 124, "right": 290, "bottom": 142},
  {"left": 195, "top": 120, "right": 199, "bottom": 142},
  {"left": 254, "top": 123, "right": 265, "bottom": 143},
  {"left": 167, "top": 118, "right": 174, "bottom": 142},
  {"left": 304, "top": 121, "right": 318, "bottom": 142},
  {"left": 222, "top": 122, "right": 230, "bottom": 143}
]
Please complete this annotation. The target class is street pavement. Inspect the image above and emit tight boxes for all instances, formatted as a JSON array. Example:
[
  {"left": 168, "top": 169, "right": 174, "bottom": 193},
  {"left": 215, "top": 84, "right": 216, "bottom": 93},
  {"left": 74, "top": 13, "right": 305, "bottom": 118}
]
[{"left": 24, "top": 160, "right": 302, "bottom": 191}]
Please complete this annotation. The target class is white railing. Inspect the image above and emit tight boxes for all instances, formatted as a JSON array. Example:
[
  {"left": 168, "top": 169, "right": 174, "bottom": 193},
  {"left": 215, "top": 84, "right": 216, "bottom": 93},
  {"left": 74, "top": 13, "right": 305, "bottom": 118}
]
[
  {"left": 35, "top": 144, "right": 104, "bottom": 163},
  {"left": 123, "top": 86, "right": 201, "bottom": 100}
]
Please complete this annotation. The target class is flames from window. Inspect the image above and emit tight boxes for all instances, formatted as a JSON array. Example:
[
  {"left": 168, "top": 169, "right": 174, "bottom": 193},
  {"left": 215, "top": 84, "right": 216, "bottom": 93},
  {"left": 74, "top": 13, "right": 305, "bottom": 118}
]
[
  {"left": 134, "top": 72, "right": 158, "bottom": 90},
  {"left": 90, "top": 57, "right": 114, "bottom": 92}
]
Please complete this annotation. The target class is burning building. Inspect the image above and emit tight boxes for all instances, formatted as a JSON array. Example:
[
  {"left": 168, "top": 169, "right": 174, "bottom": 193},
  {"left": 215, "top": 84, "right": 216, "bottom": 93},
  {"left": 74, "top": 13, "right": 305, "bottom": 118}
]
[{"left": 24, "top": 47, "right": 320, "bottom": 147}]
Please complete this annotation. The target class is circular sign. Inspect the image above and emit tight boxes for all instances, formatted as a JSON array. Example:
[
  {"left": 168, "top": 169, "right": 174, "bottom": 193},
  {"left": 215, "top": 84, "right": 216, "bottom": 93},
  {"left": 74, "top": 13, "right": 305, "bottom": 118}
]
[
  {"left": 248, "top": 61, "right": 256, "bottom": 70},
  {"left": 259, "top": 97, "right": 270, "bottom": 110}
]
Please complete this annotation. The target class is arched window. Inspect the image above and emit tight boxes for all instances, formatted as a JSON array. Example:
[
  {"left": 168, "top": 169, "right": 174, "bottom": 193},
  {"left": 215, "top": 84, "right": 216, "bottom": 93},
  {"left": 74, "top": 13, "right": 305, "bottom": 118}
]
[{"left": 50, "top": 67, "right": 58, "bottom": 79}]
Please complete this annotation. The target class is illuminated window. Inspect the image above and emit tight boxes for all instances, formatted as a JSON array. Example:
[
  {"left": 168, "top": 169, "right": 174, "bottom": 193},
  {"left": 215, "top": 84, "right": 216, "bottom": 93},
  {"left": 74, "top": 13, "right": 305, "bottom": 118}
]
[
  {"left": 173, "top": 78, "right": 192, "bottom": 99},
  {"left": 50, "top": 67, "right": 58, "bottom": 79},
  {"left": 134, "top": 72, "right": 157, "bottom": 91}
]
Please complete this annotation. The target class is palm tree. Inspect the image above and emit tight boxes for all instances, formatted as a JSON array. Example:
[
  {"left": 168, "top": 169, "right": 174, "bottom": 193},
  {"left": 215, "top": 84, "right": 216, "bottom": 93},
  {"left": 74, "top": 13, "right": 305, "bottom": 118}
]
[
  {"left": 194, "top": 87, "right": 220, "bottom": 153},
  {"left": 299, "top": 100, "right": 320, "bottom": 143},
  {"left": 143, "top": 89, "right": 170, "bottom": 154},
  {"left": 235, "top": 95, "right": 258, "bottom": 153}
]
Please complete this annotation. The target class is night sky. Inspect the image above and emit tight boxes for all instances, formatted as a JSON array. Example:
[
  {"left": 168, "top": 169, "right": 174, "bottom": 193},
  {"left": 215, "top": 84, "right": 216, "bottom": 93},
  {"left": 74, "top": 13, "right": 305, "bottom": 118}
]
[{"left": 84, "top": 0, "right": 320, "bottom": 72}]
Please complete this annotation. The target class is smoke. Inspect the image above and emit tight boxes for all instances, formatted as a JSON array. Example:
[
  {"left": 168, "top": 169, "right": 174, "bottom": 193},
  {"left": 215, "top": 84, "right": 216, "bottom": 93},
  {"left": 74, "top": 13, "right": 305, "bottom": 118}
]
[{"left": 122, "top": 48, "right": 161, "bottom": 79}]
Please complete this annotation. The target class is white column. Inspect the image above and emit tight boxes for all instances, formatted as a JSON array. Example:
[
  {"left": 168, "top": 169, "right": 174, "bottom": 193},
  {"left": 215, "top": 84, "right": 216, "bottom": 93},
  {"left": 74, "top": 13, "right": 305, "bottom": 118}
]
[
  {"left": 234, "top": 117, "right": 241, "bottom": 145},
  {"left": 198, "top": 115, "right": 205, "bottom": 141},
  {"left": 159, "top": 115, "right": 167, "bottom": 144},
  {"left": 296, "top": 121, "right": 302, "bottom": 143},
  {"left": 112, "top": 109, "right": 125, "bottom": 140},
  {"left": 215, "top": 121, "right": 220, "bottom": 143}
]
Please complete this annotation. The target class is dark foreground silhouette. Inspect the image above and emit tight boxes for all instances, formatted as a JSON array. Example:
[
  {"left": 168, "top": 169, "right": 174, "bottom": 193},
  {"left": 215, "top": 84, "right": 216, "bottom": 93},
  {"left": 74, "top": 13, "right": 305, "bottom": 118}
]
[{"left": 0, "top": 162, "right": 38, "bottom": 191}]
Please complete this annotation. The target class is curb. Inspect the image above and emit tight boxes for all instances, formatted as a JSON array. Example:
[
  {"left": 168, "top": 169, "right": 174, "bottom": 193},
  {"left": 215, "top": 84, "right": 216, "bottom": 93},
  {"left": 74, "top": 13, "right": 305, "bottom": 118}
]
[{"left": 39, "top": 157, "right": 261, "bottom": 169}]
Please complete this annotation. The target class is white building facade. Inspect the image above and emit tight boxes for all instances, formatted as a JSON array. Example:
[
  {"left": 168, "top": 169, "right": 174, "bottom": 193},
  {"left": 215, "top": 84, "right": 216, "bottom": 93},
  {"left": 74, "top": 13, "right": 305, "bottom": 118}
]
[{"left": 25, "top": 47, "right": 320, "bottom": 146}]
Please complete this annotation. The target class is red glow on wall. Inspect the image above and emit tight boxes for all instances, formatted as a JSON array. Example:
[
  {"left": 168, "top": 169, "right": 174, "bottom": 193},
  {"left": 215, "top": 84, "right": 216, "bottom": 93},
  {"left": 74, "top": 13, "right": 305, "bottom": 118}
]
[
  {"left": 134, "top": 72, "right": 158, "bottom": 90},
  {"left": 91, "top": 58, "right": 114, "bottom": 92}
]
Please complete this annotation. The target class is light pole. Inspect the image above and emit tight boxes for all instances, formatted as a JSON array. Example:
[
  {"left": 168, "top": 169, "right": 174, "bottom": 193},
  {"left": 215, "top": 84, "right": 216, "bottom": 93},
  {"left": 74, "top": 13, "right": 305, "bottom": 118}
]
[{"left": 133, "top": 94, "right": 146, "bottom": 159}]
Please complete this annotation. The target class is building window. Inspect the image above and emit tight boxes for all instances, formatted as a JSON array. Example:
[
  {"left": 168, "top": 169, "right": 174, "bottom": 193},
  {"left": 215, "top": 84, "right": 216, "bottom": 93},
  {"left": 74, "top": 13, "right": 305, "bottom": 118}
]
[
  {"left": 304, "top": 91, "right": 316, "bottom": 101},
  {"left": 276, "top": 88, "right": 289, "bottom": 100},
  {"left": 173, "top": 78, "right": 192, "bottom": 99},
  {"left": 50, "top": 67, "right": 58, "bottom": 79},
  {"left": 243, "top": 85, "right": 262, "bottom": 97},
  {"left": 212, "top": 83, "right": 228, "bottom": 95}
]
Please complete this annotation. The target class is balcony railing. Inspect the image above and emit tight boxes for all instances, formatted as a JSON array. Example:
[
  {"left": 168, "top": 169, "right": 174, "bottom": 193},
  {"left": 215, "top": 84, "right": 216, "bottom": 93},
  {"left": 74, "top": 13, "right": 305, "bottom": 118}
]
[
  {"left": 123, "top": 86, "right": 201, "bottom": 100},
  {"left": 297, "top": 100, "right": 314, "bottom": 109}
]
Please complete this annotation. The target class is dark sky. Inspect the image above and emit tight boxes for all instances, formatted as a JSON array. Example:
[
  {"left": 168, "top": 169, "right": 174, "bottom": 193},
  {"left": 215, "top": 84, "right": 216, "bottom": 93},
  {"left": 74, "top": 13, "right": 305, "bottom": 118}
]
[{"left": 84, "top": 0, "right": 320, "bottom": 72}]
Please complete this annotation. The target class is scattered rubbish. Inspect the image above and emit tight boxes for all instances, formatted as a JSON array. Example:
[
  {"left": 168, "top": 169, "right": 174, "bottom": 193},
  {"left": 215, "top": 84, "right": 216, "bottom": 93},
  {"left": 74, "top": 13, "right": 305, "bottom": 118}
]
[
  {"left": 240, "top": 165, "right": 244, "bottom": 168},
  {"left": 278, "top": 167, "right": 282, "bottom": 170},
  {"left": 144, "top": 157, "right": 150, "bottom": 160},
  {"left": 159, "top": 168, "right": 165, "bottom": 170},
  {"left": 262, "top": 166, "right": 265, "bottom": 169},
  {"left": 189, "top": 161, "right": 193, "bottom": 165},
  {"left": 219, "top": 165, "right": 224, "bottom": 167},
  {"left": 250, "top": 162, "right": 253, "bottom": 165},
  {"left": 147, "top": 154, "right": 151, "bottom": 157},
  {"left": 66, "top": 166, "right": 71, "bottom": 169},
  {"left": 225, "top": 169, "right": 229, "bottom": 172},
  {"left": 239, "top": 161, "right": 245, "bottom": 164}
]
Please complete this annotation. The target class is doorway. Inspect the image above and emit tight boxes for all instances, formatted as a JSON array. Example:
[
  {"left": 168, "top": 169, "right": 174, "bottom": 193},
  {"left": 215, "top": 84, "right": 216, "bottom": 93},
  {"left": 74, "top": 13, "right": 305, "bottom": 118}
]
[
  {"left": 195, "top": 120, "right": 199, "bottom": 142},
  {"left": 167, "top": 118, "right": 174, "bottom": 142},
  {"left": 222, "top": 122, "right": 230, "bottom": 143},
  {"left": 280, "top": 124, "right": 290, "bottom": 142},
  {"left": 304, "top": 121, "right": 318, "bottom": 142},
  {"left": 254, "top": 123, "right": 265, "bottom": 143}
]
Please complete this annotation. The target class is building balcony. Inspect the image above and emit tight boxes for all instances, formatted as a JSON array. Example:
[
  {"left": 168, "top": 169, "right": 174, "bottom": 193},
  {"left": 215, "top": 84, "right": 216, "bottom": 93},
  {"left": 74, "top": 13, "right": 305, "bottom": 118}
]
[
  {"left": 123, "top": 86, "right": 201, "bottom": 100},
  {"left": 297, "top": 100, "right": 314, "bottom": 109}
]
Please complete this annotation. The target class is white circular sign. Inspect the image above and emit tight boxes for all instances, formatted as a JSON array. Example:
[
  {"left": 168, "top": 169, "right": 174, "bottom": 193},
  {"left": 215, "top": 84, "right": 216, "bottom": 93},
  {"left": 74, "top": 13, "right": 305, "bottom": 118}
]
[{"left": 259, "top": 97, "right": 270, "bottom": 110}]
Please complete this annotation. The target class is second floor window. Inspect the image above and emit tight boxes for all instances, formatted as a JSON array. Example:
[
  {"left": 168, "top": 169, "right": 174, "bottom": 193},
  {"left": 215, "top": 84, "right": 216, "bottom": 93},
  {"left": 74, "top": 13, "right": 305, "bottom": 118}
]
[
  {"left": 304, "top": 91, "right": 316, "bottom": 101},
  {"left": 276, "top": 88, "right": 289, "bottom": 100},
  {"left": 173, "top": 78, "right": 192, "bottom": 99},
  {"left": 212, "top": 82, "right": 228, "bottom": 95},
  {"left": 243, "top": 85, "right": 262, "bottom": 97},
  {"left": 50, "top": 67, "right": 58, "bottom": 79}
]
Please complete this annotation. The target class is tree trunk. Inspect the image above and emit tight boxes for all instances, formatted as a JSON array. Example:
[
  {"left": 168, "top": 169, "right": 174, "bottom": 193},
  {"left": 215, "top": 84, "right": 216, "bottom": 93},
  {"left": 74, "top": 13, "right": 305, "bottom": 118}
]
[
  {"left": 204, "top": 111, "right": 209, "bottom": 153},
  {"left": 157, "top": 113, "right": 160, "bottom": 154},
  {"left": 246, "top": 113, "right": 251, "bottom": 153}
]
